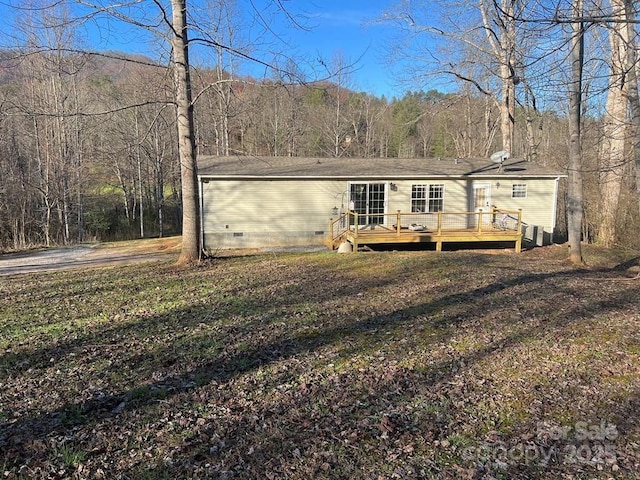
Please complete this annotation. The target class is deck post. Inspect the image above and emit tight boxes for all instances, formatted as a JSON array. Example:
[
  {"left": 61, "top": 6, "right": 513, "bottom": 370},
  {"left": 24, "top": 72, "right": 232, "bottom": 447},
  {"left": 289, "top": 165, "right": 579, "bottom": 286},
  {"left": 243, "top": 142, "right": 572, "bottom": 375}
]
[
  {"left": 353, "top": 212, "right": 359, "bottom": 250},
  {"left": 515, "top": 209, "right": 523, "bottom": 253},
  {"left": 477, "top": 210, "right": 483, "bottom": 233},
  {"left": 353, "top": 212, "right": 359, "bottom": 252},
  {"left": 396, "top": 210, "right": 401, "bottom": 236},
  {"left": 437, "top": 212, "right": 443, "bottom": 235}
]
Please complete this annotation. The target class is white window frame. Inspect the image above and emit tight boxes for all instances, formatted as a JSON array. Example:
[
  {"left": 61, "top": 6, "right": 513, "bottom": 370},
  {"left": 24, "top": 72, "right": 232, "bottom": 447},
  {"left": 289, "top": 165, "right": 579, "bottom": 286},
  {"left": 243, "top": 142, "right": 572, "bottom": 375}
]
[
  {"left": 349, "top": 182, "right": 387, "bottom": 225},
  {"left": 411, "top": 185, "right": 427, "bottom": 213},
  {"left": 512, "top": 183, "right": 527, "bottom": 199},
  {"left": 411, "top": 184, "right": 444, "bottom": 212},
  {"left": 428, "top": 184, "right": 445, "bottom": 212}
]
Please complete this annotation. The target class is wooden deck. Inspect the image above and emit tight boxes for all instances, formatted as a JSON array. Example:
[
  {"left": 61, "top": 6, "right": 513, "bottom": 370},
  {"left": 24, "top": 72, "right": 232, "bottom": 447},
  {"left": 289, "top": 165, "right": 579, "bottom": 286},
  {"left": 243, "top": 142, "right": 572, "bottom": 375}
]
[{"left": 328, "top": 209, "right": 523, "bottom": 252}]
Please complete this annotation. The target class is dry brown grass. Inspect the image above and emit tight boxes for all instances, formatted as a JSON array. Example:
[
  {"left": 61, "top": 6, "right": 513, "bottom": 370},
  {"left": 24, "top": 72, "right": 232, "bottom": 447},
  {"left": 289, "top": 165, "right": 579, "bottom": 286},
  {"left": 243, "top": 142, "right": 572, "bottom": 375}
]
[{"left": 1, "top": 244, "right": 638, "bottom": 479}]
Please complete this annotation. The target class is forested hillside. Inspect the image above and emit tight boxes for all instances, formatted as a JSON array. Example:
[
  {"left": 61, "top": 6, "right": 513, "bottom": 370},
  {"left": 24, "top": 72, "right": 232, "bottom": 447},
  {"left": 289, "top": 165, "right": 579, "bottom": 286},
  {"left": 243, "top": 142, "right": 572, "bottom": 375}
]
[{"left": 0, "top": 49, "right": 636, "bottom": 251}]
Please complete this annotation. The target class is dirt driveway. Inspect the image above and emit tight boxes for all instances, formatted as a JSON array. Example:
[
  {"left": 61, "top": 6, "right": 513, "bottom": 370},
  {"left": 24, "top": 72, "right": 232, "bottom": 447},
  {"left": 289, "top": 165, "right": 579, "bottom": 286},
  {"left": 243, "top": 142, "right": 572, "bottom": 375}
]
[{"left": 0, "top": 237, "right": 181, "bottom": 276}]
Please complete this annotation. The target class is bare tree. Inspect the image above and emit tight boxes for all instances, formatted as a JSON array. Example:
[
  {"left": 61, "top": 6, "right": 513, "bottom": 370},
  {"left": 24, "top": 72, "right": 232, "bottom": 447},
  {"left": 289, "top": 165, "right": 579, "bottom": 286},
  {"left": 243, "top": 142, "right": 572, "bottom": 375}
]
[
  {"left": 567, "top": 0, "right": 585, "bottom": 264},
  {"left": 385, "top": 0, "right": 533, "bottom": 156},
  {"left": 626, "top": 3, "right": 640, "bottom": 218},
  {"left": 598, "top": 0, "right": 634, "bottom": 247},
  {"left": 13, "top": 5, "right": 91, "bottom": 246},
  {"left": 479, "top": 0, "right": 518, "bottom": 154},
  {"left": 170, "top": 0, "right": 199, "bottom": 263},
  {"left": 194, "top": 0, "right": 246, "bottom": 156}
]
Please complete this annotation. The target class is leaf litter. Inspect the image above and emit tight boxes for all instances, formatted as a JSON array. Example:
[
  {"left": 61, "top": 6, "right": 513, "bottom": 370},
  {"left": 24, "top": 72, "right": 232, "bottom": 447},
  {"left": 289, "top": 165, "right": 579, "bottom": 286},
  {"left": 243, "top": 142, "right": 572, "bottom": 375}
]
[{"left": 0, "top": 245, "right": 639, "bottom": 479}]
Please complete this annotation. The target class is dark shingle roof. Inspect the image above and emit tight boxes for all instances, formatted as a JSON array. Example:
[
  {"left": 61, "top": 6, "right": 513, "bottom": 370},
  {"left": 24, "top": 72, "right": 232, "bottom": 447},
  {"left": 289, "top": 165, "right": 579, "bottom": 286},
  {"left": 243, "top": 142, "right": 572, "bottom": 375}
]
[{"left": 197, "top": 155, "right": 565, "bottom": 179}]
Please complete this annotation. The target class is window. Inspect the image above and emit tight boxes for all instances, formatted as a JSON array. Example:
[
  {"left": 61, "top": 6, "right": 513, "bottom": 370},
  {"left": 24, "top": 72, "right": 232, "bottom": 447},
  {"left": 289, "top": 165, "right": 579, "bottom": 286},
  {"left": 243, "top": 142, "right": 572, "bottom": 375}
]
[
  {"left": 411, "top": 185, "right": 426, "bottom": 212},
  {"left": 412, "top": 184, "right": 444, "bottom": 212},
  {"left": 428, "top": 184, "right": 444, "bottom": 212},
  {"left": 512, "top": 184, "right": 527, "bottom": 198}
]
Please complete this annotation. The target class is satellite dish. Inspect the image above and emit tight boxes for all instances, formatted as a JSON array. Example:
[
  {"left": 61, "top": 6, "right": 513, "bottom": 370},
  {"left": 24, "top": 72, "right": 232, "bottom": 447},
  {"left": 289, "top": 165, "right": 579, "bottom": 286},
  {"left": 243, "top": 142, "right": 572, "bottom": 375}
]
[{"left": 490, "top": 150, "right": 510, "bottom": 163}]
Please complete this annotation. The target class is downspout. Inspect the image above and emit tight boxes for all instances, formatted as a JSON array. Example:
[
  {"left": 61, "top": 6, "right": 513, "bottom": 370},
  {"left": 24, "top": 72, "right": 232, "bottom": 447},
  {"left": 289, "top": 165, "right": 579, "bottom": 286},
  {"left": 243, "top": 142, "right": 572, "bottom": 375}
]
[
  {"left": 550, "top": 176, "right": 560, "bottom": 244},
  {"left": 198, "top": 176, "right": 205, "bottom": 259}
]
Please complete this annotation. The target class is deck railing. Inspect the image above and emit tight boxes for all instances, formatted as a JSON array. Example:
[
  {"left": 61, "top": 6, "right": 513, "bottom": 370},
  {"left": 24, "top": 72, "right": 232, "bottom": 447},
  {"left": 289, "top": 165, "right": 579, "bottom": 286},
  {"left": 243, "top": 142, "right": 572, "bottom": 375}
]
[{"left": 329, "top": 208, "right": 522, "bottom": 246}]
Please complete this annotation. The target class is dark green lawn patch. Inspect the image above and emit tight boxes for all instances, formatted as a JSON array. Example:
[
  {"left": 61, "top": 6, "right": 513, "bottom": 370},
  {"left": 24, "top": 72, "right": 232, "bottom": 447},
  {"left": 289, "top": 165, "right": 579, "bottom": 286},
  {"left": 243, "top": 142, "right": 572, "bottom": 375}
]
[{"left": 1, "top": 246, "right": 639, "bottom": 479}]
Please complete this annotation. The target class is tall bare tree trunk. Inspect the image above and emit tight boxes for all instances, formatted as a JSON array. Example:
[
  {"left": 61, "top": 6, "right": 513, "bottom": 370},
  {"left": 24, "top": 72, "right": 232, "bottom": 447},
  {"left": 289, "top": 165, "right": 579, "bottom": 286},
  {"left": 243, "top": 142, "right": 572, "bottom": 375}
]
[
  {"left": 134, "top": 111, "right": 145, "bottom": 238},
  {"left": 215, "top": 60, "right": 231, "bottom": 156},
  {"left": 633, "top": 79, "right": 640, "bottom": 218},
  {"left": 499, "top": 62, "right": 515, "bottom": 154},
  {"left": 137, "top": 145, "right": 145, "bottom": 238},
  {"left": 599, "top": 0, "right": 631, "bottom": 247},
  {"left": 483, "top": 96, "right": 498, "bottom": 157},
  {"left": 155, "top": 130, "right": 165, "bottom": 238},
  {"left": 172, "top": 0, "right": 200, "bottom": 264},
  {"left": 621, "top": 0, "right": 640, "bottom": 220},
  {"left": 481, "top": 0, "right": 516, "bottom": 154},
  {"left": 523, "top": 80, "right": 539, "bottom": 163},
  {"left": 567, "top": 0, "right": 585, "bottom": 264}
]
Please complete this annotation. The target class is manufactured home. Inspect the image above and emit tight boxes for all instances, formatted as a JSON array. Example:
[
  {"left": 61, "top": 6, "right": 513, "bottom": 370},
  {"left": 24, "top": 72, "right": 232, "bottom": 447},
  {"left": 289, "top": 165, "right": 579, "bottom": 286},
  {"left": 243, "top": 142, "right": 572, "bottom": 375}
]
[{"left": 198, "top": 156, "right": 564, "bottom": 252}]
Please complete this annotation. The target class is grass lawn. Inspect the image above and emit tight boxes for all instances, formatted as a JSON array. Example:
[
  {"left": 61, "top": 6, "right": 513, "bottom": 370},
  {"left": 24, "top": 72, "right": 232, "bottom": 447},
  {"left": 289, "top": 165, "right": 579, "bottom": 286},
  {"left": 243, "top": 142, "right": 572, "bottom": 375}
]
[{"left": 1, "top": 244, "right": 639, "bottom": 479}]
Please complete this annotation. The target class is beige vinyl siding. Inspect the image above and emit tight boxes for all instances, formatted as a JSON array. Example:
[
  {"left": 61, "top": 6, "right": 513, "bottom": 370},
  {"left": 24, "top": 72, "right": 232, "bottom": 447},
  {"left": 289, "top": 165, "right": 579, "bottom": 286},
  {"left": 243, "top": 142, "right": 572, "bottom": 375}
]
[
  {"left": 441, "top": 180, "right": 476, "bottom": 211},
  {"left": 386, "top": 178, "right": 558, "bottom": 234},
  {"left": 391, "top": 178, "right": 557, "bottom": 230},
  {"left": 387, "top": 180, "right": 484, "bottom": 213},
  {"left": 490, "top": 178, "right": 558, "bottom": 231},
  {"left": 202, "top": 179, "right": 344, "bottom": 249},
  {"left": 201, "top": 176, "right": 561, "bottom": 250}
]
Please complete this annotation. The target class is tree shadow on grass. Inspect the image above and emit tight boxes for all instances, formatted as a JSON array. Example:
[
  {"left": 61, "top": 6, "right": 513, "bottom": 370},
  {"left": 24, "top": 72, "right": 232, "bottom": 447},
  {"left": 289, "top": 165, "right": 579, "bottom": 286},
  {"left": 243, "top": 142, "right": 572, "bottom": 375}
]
[{"left": 613, "top": 256, "right": 640, "bottom": 272}]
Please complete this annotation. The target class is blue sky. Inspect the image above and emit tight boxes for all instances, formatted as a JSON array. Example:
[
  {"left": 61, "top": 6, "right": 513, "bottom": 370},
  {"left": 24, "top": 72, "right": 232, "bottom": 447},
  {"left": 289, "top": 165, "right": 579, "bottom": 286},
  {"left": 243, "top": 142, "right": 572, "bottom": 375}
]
[
  {"left": 191, "top": 0, "right": 407, "bottom": 98},
  {"left": 283, "top": 2, "right": 400, "bottom": 97},
  {"left": 0, "top": 0, "right": 409, "bottom": 98}
]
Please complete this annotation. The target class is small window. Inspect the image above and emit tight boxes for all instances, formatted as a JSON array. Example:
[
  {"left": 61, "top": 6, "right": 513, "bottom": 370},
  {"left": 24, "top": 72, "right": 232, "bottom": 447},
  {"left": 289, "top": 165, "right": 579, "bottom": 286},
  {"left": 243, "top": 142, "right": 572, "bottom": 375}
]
[
  {"left": 512, "top": 184, "right": 527, "bottom": 198},
  {"left": 411, "top": 185, "right": 427, "bottom": 213}
]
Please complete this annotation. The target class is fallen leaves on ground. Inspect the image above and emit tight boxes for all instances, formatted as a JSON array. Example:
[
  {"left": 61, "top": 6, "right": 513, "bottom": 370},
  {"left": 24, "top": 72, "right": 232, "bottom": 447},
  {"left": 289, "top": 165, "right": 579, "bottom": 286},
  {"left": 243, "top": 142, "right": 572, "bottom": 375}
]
[{"left": 0, "top": 244, "right": 639, "bottom": 479}]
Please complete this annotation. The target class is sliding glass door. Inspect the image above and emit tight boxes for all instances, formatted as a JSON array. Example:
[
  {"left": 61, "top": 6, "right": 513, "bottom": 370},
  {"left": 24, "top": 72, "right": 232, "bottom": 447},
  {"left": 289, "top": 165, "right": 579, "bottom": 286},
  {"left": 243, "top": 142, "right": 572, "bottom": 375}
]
[{"left": 349, "top": 183, "right": 386, "bottom": 226}]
